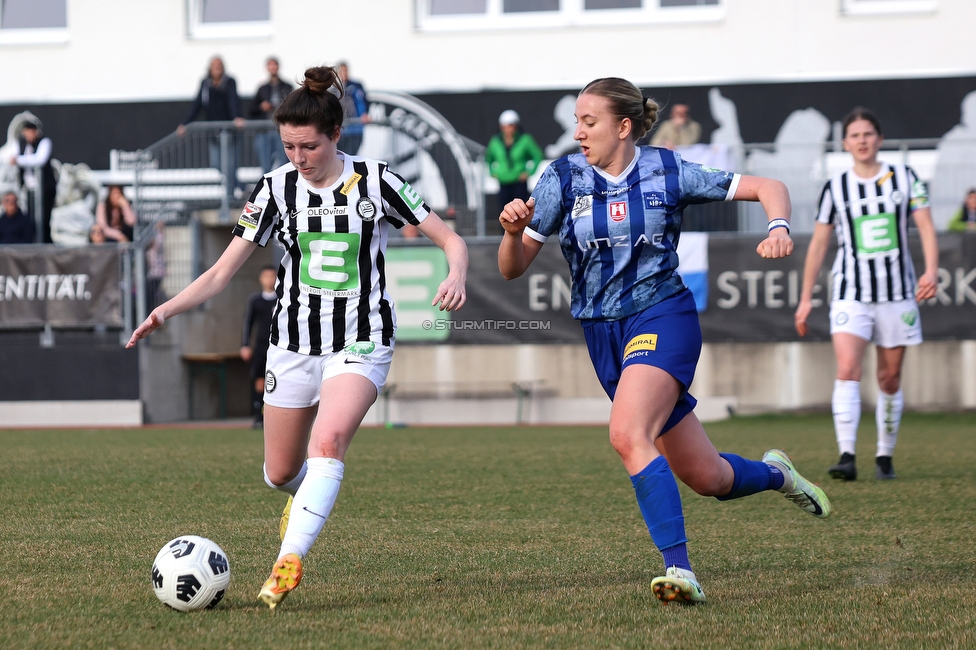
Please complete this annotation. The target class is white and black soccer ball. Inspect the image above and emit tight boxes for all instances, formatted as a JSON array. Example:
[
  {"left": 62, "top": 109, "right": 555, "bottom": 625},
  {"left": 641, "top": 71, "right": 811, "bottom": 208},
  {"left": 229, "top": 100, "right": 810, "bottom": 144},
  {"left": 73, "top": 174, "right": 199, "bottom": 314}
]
[{"left": 151, "top": 536, "right": 231, "bottom": 612}]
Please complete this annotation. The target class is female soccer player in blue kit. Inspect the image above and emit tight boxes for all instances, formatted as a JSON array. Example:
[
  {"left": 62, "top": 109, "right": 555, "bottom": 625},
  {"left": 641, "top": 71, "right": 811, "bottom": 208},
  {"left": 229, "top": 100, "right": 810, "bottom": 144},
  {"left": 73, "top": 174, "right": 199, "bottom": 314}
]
[{"left": 498, "top": 78, "right": 831, "bottom": 604}]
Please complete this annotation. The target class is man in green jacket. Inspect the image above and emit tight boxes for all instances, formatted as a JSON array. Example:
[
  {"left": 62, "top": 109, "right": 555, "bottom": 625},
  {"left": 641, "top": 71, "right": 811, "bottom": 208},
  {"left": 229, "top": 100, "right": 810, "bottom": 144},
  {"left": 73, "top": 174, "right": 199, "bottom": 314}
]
[{"left": 486, "top": 109, "right": 544, "bottom": 209}]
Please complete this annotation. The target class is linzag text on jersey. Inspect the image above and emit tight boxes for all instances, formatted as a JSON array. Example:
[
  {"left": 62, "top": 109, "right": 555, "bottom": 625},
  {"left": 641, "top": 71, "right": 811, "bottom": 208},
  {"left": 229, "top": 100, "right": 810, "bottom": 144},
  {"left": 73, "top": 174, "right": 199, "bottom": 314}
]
[{"left": 578, "top": 233, "right": 664, "bottom": 250}]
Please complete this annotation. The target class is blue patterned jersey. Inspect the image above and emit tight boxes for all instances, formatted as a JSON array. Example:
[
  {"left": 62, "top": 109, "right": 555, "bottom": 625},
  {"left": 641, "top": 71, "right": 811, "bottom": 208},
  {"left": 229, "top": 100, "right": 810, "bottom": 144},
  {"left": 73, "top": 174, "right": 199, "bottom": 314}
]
[{"left": 526, "top": 146, "right": 739, "bottom": 320}]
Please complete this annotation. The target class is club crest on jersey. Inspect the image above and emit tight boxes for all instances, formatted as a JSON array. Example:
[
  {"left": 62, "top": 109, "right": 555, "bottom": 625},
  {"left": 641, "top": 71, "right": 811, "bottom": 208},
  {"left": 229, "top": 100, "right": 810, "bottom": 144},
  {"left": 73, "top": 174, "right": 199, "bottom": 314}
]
[
  {"left": 356, "top": 197, "right": 377, "bottom": 221},
  {"left": 238, "top": 202, "right": 261, "bottom": 229},
  {"left": 571, "top": 195, "right": 593, "bottom": 219},
  {"left": 609, "top": 201, "right": 627, "bottom": 222},
  {"left": 890, "top": 190, "right": 905, "bottom": 205}
]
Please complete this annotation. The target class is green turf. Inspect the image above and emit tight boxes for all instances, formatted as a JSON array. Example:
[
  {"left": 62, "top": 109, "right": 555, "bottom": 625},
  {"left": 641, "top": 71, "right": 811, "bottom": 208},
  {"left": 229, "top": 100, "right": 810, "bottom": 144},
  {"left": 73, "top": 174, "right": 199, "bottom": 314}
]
[{"left": 1, "top": 413, "right": 974, "bottom": 649}]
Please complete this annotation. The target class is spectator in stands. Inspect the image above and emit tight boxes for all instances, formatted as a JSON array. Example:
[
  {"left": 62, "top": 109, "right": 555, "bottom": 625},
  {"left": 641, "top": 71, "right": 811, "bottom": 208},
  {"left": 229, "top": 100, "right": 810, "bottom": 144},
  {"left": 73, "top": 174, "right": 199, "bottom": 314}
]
[
  {"left": 651, "top": 104, "right": 701, "bottom": 150},
  {"left": 947, "top": 188, "right": 976, "bottom": 231},
  {"left": 251, "top": 56, "right": 294, "bottom": 174},
  {"left": 177, "top": 56, "right": 247, "bottom": 198},
  {"left": 95, "top": 185, "right": 136, "bottom": 243},
  {"left": 240, "top": 264, "right": 277, "bottom": 429},
  {"left": 146, "top": 220, "right": 167, "bottom": 311},
  {"left": 0, "top": 190, "right": 35, "bottom": 244},
  {"left": 88, "top": 223, "right": 108, "bottom": 244},
  {"left": 336, "top": 61, "right": 370, "bottom": 155},
  {"left": 485, "top": 110, "right": 544, "bottom": 208},
  {"left": 11, "top": 119, "right": 55, "bottom": 243}
]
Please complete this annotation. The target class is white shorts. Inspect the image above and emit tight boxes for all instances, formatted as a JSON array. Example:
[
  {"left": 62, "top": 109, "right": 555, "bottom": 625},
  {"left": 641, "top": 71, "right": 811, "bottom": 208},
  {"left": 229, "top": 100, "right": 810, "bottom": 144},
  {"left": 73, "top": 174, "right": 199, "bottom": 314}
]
[
  {"left": 829, "top": 299, "right": 923, "bottom": 348},
  {"left": 263, "top": 342, "right": 393, "bottom": 409}
]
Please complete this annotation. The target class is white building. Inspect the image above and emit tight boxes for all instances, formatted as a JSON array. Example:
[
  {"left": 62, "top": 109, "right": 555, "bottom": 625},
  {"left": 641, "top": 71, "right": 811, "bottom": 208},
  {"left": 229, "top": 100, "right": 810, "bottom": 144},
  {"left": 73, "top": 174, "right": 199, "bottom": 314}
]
[{"left": 0, "top": 0, "right": 971, "bottom": 102}]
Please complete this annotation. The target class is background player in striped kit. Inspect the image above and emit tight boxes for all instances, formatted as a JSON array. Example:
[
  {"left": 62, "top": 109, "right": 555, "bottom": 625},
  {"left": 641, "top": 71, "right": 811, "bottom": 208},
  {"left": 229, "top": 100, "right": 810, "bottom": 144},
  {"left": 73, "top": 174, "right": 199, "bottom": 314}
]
[
  {"left": 127, "top": 65, "right": 468, "bottom": 609},
  {"left": 240, "top": 264, "right": 278, "bottom": 429},
  {"left": 498, "top": 77, "right": 831, "bottom": 605},
  {"left": 794, "top": 108, "right": 939, "bottom": 481}
]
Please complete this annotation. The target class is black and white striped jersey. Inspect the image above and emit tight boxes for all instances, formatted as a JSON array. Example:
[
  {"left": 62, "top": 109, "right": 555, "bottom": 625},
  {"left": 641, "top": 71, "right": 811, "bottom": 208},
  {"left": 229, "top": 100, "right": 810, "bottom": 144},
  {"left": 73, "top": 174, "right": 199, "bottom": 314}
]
[
  {"left": 232, "top": 154, "right": 430, "bottom": 355},
  {"left": 816, "top": 162, "right": 928, "bottom": 303}
]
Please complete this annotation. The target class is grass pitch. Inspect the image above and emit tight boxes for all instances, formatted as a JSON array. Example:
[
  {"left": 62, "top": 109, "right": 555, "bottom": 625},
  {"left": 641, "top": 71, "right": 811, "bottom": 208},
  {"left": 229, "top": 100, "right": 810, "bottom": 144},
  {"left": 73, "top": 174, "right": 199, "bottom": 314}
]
[{"left": 1, "top": 413, "right": 974, "bottom": 649}]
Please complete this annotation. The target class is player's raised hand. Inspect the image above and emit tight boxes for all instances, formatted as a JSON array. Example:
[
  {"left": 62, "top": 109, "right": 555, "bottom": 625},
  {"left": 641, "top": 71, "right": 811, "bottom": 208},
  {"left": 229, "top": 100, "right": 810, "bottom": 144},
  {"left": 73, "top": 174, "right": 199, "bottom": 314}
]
[
  {"left": 499, "top": 197, "right": 535, "bottom": 235},
  {"left": 757, "top": 228, "right": 793, "bottom": 259},
  {"left": 126, "top": 311, "right": 165, "bottom": 348}
]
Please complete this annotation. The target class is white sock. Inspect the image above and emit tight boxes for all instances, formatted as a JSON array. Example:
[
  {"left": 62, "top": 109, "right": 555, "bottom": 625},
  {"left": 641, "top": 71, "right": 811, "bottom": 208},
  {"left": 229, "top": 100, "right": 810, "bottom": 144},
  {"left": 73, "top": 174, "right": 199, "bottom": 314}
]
[
  {"left": 279, "top": 457, "right": 344, "bottom": 559},
  {"left": 263, "top": 461, "right": 307, "bottom": 496},
  {"left": 832, "top": 379, "right": 861, "bottom": 456},
  {"left": 876, "top": 389, "right": 903, "bottom": 458}
]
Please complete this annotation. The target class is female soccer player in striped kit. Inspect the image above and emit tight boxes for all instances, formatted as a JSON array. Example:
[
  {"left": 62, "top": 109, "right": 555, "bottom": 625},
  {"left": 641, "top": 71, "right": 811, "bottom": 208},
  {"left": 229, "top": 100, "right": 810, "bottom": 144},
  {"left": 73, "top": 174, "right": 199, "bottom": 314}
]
[
  {"left": 127, "top": 65, "right": 468, "bottom": 609},
  {"left": 497, "top": 77, "right": 830, "bottom": 605},
  {"left": 795, "top": 108, "right": 939, "bottom": 481}
]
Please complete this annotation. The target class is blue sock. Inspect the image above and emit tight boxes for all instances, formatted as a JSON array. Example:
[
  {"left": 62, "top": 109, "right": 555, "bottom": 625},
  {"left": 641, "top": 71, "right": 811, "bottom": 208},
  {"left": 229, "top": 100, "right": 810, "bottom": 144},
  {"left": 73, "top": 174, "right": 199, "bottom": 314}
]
[
  {"left": 715, "top": 453, "right": 784, "bottom": 500},
  {"left": 630, "top": 456, "right": 692, "bottom": 572}
]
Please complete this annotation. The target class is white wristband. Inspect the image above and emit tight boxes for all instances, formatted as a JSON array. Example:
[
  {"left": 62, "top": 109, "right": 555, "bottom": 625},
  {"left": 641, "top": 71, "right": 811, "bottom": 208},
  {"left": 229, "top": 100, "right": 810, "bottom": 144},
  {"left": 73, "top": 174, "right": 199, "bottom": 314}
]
[{"left": 767, "top": 218, "right": 790, "bottom": 234}]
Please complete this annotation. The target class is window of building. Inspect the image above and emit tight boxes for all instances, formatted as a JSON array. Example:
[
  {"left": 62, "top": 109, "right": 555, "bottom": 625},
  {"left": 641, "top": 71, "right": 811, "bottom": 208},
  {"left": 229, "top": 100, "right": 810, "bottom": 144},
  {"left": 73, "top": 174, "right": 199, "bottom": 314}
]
[
  {"left": 0, "top": 0, "right": 67, "bottom": 44},
  {"left": 840, "top": 0, "right": 937, "bottom": 15},
  {"left": 188, "top": 0, "right": 271, "bottom": 39},
  {"left": 417, "top": 0, "right": 723, "bottom": 31}
]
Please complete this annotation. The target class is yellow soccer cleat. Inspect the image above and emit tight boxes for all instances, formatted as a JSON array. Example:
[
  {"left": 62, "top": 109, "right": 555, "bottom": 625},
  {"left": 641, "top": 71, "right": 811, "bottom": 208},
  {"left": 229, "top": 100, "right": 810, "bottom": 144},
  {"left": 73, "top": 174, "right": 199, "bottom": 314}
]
[
  {"left": 279, "top": 495, "right": 293, "bottom": 542},
  {"left": 763, "top": 449, "right": 832, "bottom": 518},
  {"left": 651, "top": 567, "right": 706, "bottom": 605},
  {"left": 258, "top": 553, "right": 303, "bottom": 610}
]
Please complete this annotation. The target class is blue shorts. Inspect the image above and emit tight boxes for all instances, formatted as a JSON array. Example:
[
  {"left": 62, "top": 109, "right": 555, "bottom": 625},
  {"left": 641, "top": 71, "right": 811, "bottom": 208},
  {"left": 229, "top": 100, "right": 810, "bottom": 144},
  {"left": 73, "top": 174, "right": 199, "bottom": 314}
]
[{"left": 582, "top": 290, "right": 701, "bottom": 434}]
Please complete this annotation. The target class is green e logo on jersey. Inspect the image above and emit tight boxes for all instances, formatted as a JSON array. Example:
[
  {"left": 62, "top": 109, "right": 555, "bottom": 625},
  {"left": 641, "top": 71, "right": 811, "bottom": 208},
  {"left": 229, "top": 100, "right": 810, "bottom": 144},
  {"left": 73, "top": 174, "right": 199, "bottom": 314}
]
[
  {"left": 852, "top": 213, "right": 898, "bottom": 256},
  {"left": 398, "top": 182, "right": 423, "bottom": 211},
  {"left": 298, "top": 232, "right": 361, "bottom": 294}
]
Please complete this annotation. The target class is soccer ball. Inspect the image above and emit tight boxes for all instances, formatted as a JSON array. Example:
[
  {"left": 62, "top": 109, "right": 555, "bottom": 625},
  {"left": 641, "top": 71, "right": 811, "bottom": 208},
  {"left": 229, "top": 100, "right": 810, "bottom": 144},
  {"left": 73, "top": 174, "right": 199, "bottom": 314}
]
[{"left": 151, "top": 536, "right": 231, "bottom": 611}]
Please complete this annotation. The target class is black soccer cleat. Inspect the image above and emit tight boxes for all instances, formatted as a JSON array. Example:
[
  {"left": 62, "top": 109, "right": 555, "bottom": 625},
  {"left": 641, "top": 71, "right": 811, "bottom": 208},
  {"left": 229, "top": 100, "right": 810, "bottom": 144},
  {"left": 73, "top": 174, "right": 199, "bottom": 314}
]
[
  {"left": 828, "top": 452, "right": 857, "bottom": 481},
  {"left": 875, "top": 455, "right": 897, "bottom": 480}
]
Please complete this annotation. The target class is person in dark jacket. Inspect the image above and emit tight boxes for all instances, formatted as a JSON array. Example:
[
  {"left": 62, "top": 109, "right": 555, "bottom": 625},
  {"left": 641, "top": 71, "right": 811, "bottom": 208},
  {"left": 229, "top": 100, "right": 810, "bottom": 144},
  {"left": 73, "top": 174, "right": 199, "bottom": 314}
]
[
  {"left": 241, "top": 264, "right": 278, "bottom": 428},
  {"left": 251, "top": 57, "right": 294, "bottom": 173},
  {"left": 0, "top": 190, "right": 35, "bottom": 244},
  {"left": 10, "top": 120, "right": 55, "bottom": 243},
  {"left": 177, "top": 56, "right": 246, "bottom": 196},
  {"left": 336, "top": 61, "right": 370, "bottom": 155}
]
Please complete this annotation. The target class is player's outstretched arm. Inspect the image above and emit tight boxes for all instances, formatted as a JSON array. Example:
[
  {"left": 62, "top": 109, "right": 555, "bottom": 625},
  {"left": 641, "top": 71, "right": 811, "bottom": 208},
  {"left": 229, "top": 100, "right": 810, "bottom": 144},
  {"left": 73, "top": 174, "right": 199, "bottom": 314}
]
[
  {"left": 498, "top": 197, "right": 543, "bottom": 280},
  {"left": 417, "top": 211, "right": 468, "bottom": 312},
  {"left": 126, "top": 237, "right": 258, "bottom": 348}
]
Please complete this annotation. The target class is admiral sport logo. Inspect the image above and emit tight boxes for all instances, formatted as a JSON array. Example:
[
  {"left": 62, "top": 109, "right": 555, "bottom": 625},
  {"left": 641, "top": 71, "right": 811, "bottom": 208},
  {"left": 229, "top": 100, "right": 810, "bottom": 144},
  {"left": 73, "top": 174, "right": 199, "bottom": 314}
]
[
  {"left": 340, "top": 172, "right": 363, "bottom": 196},
  {"left": 623, "top": 334, "right": 658, "bottom": 361}
]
